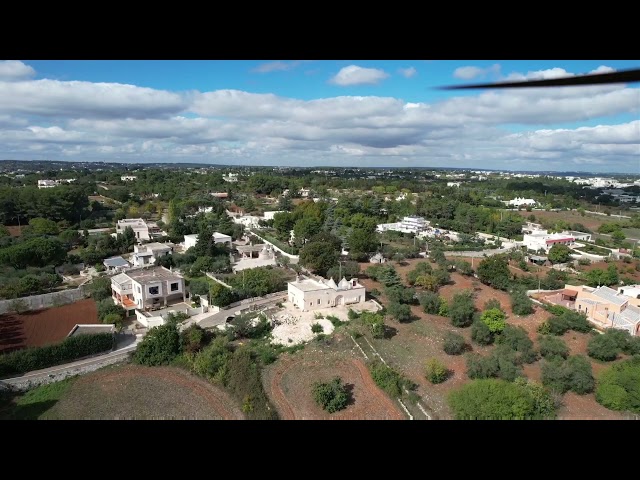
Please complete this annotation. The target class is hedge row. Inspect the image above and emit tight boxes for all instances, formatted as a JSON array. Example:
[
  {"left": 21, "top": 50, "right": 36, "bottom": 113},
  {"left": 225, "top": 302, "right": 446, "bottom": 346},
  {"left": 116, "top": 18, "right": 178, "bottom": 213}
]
[{"left": 0, "top": 333, "right": 115, "bottom": 377}]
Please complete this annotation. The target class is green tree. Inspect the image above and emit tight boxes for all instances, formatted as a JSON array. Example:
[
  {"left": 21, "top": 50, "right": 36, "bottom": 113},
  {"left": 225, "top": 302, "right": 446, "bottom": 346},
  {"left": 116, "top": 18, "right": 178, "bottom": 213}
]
[
  {"left": 497, "top": 325, "right": 537, "bottom": 364},
  {"left": 360, "top": 311, "right": 386, "bottom": 339},
  {"left": 548, "top": 244, "right": 572, "bottom": 264},
  {"left": 480, "top": 308, "right": 506, "bottom": 334},
  {"left": 133, "top": 323, "right": 181, "bottom": 366},
  {"left": 538, "top": 335, "right": 569, "bottom": 359},
  {"left": 418, "top": 291, "right": 441, "bottom": 315},
  {"left": 312, "top": 377, "right": 350, "bottom": 413},
  {"left": 449, "top": 290, "right": 476, "bottom": 327},
  {"left": 387, "top": 302, "right": 412, "bottom": 323},
  {"left": 299, "top": 241, "right": 339, "bottom": 277},
  {"left": 88, "top": 276, "right": 113, "bottom": 301},
  {"left": 471, "top": 319, "right": 493, "bottom": 345},
  {"left": 611, "top": 230, "right": 626, "bottom": 245},
  {"left": 348, "top": 228, "right": 379, "bottom": 260},
  {"left": 587, "top": 334, "right": 620, "bottom": 361},
  {"left": 293, "top": 217, "right": 322, "bottom": 246},
  {"left": 210, "top": 282, "right": 238, "bottom": 307},
  {"left": 595, "top": 357, "right": 640, "bottom": 414},
  {"left": 476, "top": 255, "right": 511, "bottom": 291},
  {"left": 510, "top": 289, "right": 534, "bottom": 316},
  {"left": 26, "top": 217, "right": 60, "bottom": 236}
]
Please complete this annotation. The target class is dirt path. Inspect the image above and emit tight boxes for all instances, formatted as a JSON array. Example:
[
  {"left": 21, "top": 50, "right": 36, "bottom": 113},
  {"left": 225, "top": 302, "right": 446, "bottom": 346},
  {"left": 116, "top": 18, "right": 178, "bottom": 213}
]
[{"left": 268, "top": 356, "right": 298, "bottom": 420}]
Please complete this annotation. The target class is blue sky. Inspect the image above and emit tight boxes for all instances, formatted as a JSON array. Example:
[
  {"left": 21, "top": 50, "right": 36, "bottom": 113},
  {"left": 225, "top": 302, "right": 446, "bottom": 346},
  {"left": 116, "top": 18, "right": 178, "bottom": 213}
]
[{"left": 1, "top": 60, "right": 639, "bottom": 172}]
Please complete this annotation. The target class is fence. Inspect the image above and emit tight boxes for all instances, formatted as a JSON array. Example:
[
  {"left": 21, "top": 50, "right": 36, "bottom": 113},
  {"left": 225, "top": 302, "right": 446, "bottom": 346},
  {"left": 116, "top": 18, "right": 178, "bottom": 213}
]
[
  {"left": 205, "top": 272, "right": 233, "bottom": 289},
  {"left": 0, "top": 286, "right": 88, "bottom": 315},
  {"left": 248, "top": 231, "right": 300, "bottom": 259}
]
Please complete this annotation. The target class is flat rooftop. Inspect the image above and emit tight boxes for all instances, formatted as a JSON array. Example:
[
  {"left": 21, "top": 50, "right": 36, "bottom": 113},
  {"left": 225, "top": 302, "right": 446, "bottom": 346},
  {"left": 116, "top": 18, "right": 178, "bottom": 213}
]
[
  {"left": 126, "top": 266, "right": 183, "bottom": 282},
  {"left": 289, "top": 277, "right": 332, "bottom": 292}
]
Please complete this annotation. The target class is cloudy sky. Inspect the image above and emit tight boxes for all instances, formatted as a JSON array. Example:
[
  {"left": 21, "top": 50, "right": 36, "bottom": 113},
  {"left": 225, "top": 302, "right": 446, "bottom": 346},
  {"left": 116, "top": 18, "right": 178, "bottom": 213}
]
[{"left": 0, "top": 60, "right": 638, "bottom": 173}]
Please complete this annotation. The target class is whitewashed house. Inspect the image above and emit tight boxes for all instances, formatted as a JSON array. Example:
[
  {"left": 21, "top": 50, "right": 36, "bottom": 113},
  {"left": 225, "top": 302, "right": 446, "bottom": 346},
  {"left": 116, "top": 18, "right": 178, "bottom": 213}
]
[{"left": 287, "top": 275, "right": 366, "bottom": 312}]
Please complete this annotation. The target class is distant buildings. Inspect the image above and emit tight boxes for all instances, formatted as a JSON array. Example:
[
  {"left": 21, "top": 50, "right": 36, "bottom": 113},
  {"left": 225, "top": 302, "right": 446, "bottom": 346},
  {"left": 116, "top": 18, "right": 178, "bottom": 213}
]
[
  {"left": 181, "top": 232, "right": 232, "bottom": 251},
  {"left": 522, "top": 232, "right": 576, "bottom": 253},
  {"left": 115, "top": 218, "right": 166, "bottom": 241},
  {"left": 132, "top": 242, "right": 174, "bottom": 267},
  {"left": 103, "top": 256, "right": 131, "bottom": 273},
  {"left": 222, "top": 173, "right": 238, "bottom": 183},
  {"left": 287, "top": 275, "right": 366, "bottom": 312},
  {"left": 504, "top": 197, "right": 537, "bottom": 208},
  {"left": 447, "top": 182, "right": 462, "bottom": 187},
  {"left": 121, "top": 175, "right": 137, "bottom": 182},
  {"left": 37, "top": 178, "right": 75, "bottom": 189}
]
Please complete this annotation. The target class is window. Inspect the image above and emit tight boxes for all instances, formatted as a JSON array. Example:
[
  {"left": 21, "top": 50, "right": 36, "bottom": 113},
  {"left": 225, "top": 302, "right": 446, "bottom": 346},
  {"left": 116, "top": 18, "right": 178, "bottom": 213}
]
[
  {"left": 170, "top": 282, "right": 179, "bottom": 292},
  {"left": 317, "top": 299, "right": 320, "bottom": 305},
  {"left": 310, "top": 302, "right": 313, "bottom": 307},
  {"left": 149, "top": 286, "right": 159, "bottom": 295},
  {"left": 137, "top": 286, "right": 141, "bottom": 293}
]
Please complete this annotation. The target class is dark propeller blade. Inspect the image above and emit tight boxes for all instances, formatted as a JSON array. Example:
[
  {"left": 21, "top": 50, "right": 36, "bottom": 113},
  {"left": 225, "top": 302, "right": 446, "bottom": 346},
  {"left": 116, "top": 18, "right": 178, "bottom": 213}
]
[{"left": 440, "top": 68, "right": 640, "bottom": 90}]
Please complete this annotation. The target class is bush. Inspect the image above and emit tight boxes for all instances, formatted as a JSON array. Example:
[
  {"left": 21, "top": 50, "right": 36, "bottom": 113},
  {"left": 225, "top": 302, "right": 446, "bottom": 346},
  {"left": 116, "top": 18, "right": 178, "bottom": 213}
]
[
  {"left": 443, "top": 332, "right": 466, "bottom": 355},
  {"left": 388, "top": 302, "right": 412, "bottom": 323},
  {"left": 545, "top": 315, "right": 570, "bottom": 336},
  {"left": 369, "top": 361, "right": 407, "bottom": 397},
  {"left": 133, "top": 323, "right": 181, "bottom": 366},
  {"left": 326, "top": 315, "right": 345, "bottom": 327},
  {"left": 88, "top": 276, "right": 112, "bottom": 301},
  {"left": 466, "top": 345, "right": 522, "bottom": 382},
  {"left": 425, "top": 358, "right": 449, "bottom": 384},
  {"left": 448, "top": 378, "right": 556, "bottom": 420},
  {"left": 497, "top": 325, "right": 537, "bottom": 364},
  {"left": 180, "top": 324, "right": 209, "bottom": 354},
  {"left": 510, "top": 289, "right": 534, "bottom": 316},
  {"left": 438, "top": 298, "right": 449, "bottom": 317},
  {"left": 311, "top": 323, "right": 324, "bottom": 334},
  {"left": 97, "top": 298, "right": 126, "bottom": 323},
  {"left": 538, "top": 335, "right": 569, "bottom": 359},
  {"left": 360, "top": 311, "right": 385, "bottom": 339},
  {"left": 480, "top": 308, "right": 506, "bottom": 334},
  {"left": 0, "top": 333, "right": 114, "bottom": 377},
  {"left": 541, "top": 355, "right": 594, "bottom": 394},
  {"left": 587, "top": 334, "right": 620, "bottom": 362},
  {"left": 347, "top": 309, "right": 360, "bottom": 320},
  {"left": 449, "top": 290, "right": 475, "bottom": 328},
  {"left": 595, "top": 357, "right": 640, "bottom": 414},
  {"left": 471, "top": 320, "right": 493, "bottom": 345},
  {"left": 418, "top": 291, "right": 441, "bottom": 315},
  {"left": 312, "top": 377, "right": 350, "bottom": 413},
  {"left": 192, "top": 336, "right": 233, "bottom": 382},
  {"left": 483, "top": 298, "right": 502, "bottom": 311}
]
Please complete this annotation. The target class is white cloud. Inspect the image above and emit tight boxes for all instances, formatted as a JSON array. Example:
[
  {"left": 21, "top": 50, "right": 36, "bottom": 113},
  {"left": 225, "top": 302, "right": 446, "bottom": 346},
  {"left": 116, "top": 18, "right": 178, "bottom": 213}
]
[
  {"left": 398, "top": 67, "right": 417, "bottom": 78},
  {"left": 590, "top": 65, "right": 616, "bottom": 74},
  {"left": 251, "top": 61, "right": 302, "bottom": 73},
  {"left": 0, "top": 64, "right": 638, "bottom": 173},
  {"left": 329, "top": 65, "right": 389, "bottom": 86},
  {"left": 453, "top": 64, "right": 500, "bottom": 80},
  {"left": 0, "top": 60, "right": 35, "bottom": 81}
]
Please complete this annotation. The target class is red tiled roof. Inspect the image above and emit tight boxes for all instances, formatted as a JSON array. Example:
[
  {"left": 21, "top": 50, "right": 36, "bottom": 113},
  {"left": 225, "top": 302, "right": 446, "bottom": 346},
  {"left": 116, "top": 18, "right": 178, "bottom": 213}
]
[
  {"left": 561, "top": 289, "right": 578, "bottom": 297},
  {"left": 546, "top": 238, "right": 574, "bottom": 244}
]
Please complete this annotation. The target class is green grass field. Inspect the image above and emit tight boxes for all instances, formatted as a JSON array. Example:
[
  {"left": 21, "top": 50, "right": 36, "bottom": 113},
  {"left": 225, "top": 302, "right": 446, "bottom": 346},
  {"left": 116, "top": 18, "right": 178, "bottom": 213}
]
[{"left": 0, "top": 377, "right": 77, "bottom": 420}]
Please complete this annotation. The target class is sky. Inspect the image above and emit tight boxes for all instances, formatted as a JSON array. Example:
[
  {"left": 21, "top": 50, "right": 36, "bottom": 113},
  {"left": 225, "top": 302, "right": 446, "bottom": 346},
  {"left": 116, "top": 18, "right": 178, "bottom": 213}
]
[{"left": 0, "top": 59, "right": 638, "bottom": 173}]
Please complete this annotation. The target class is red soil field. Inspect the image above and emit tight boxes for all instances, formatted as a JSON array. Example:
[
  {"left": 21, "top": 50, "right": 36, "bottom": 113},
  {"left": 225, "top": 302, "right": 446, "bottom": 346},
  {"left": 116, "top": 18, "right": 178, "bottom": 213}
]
[{"left": 0, "top": 299, "right": 99, "bottom": 353}]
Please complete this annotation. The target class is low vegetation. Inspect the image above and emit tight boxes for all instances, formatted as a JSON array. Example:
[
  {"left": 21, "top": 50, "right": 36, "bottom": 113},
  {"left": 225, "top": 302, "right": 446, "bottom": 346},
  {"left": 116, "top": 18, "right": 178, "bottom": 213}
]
[
  {"left": 312, "top": 377, "right": 350, "bottom": 413},
  {"left": 595, "top": 357, "right": 640, "bottom": 414}
]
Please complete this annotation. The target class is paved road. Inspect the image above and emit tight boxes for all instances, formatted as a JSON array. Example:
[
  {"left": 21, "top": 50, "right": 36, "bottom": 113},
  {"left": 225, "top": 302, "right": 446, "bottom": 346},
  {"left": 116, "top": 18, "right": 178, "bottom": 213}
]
[
  {"left": 197, "top": 293, "right": 287, "bottom": 329},
  {"left": 0, "top": 334, "right": 142, "bottom": 387}
]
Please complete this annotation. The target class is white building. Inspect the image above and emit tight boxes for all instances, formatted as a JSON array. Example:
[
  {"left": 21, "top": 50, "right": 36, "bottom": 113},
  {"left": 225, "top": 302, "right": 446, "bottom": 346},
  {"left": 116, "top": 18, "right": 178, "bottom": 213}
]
[
  {"left": 132, "top": 242, "right": 174, "bottom": 267},
  {"left": 504, "top": 197, "right": 537, "bottom": 208},
  {"left": 222, "top": 173, "right": 238, "bottom": 182},
  {"left": 560, "top": 230, "right": 592, "bottom": 242},
  {"left": 121, "top": 175, "right": 137, "bottom": 182},
  {"left": 618, "top": 285, "right": 640, "bottom": 300},
  {"left": 116, "top": 218, "right": 151, "bottom": 241},
  {"left": 447, "top": 182, "right": 462, "bottom": 187},
  {"left": 523, "top": 232, "right": 576, "bottom": 253},
  {"left": 299, "top": 188, "right": 311, "bottom": 197},
  {"left": 263, "top": 211, "right": 284, "bottom": 221},
  {"left": 287, "top": 275, "right": 366, "bottom": 312},
  {"left": 233, "top": 215, "right": 261, "bottom": 229},
  {"left": 111, "top": 266, "right": 186, "bottom": 316},
  {"left": 103, "top": 256, "right": 131, "bottom": 273},
  {"left": 376, "top": 216, "right": 430, "bottom": 234},
  {"left": 182, "top": 232, "right": 233, "bottom": 251},
  {"left": 38, "top": 179, "right": 59, "bottom": 188}
]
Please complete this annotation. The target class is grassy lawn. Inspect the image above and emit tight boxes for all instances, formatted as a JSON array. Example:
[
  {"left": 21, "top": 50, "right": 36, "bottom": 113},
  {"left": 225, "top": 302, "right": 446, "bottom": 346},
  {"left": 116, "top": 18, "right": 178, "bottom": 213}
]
[{"left": 0, "top": 377, "right": 77, "bottom": 420}]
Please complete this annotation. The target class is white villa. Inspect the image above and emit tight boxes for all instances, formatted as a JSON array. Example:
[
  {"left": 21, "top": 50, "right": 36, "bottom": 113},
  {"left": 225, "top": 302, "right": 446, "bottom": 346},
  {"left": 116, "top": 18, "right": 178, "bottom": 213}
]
[
  {"left": 376, "top": 216, "right": 430, "bottom": 234},
  {"left": 132, "top": 242, "right": 174, "bottom": 267},
  {"left": 111, "top": 266, "right": 186, "bottom": 317},
  {"left": 504, "top": 197, "right": 537, "bottom": 207},
  {"left": 287, "top": 275, "right": 366, "bottom": 312},
  {"left": 182, "top": 232, "right": 233, "bottom": 251},
  {"left": 116, "top": 218, "right": 151, "bottom": 241},
  {"left": 522, "top": 232, "right": 576, "bottom": 253},
  {"left": 37, "top": 178, "right": 75, "bottom": 189}
]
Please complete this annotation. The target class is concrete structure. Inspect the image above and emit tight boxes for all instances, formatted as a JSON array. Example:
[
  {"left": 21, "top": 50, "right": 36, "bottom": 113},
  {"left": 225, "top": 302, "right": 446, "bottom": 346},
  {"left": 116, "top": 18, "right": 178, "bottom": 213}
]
[
  {"left": 132, "top": 242, "right": 174, "bottom": 267},
  {"left": 222, "top": 173, "right": 238, "bottom": 182},
  {"left": 232, "top": 244, "right": 277, "bottom": 272},
  {"left": 299, "top": 188, "right": 311, "bottom": 197},
  {"left": 210, "top": 192, "right": 228, "bottom": 198},
  {"left": 447, "top": 182, "right": 461, "bottom": 187},
  {"left": 183, "top": 234, "right": 199, "bottom": 251},
  {"left": 370, "top": 252, "right": 387, "bottom": 263},
  {"left": 263, "top": 210, "right": 284, "bottom": 221},
  {"left": 522, "top": 222, "right": 545, "bottom": 234},
  {"left": 618, "top": 285, "right": 640, "bottom": 300},
  {"left": 561, "top": 230, "right": 592, "bottom": 242},
  {"left": 121, "top": 175, "right": 137, "bottom": 182},
  {"left": 37, "top": 179, "right": 58, "bottom": 189},
  {"left": 79, "top": 227, "right": 113, "bottom": 236},
  {"left": 376, "top": 216, "right": 430, "bottom": 234},
  {"left": 569, "top": 284, "right": 640, "bottom": 336},
  {"left": 111, "top": 266, "right": 186, "bottom": 316},
  {"left": 522, "top": 232, "right": 576, "bottom": 253},
  {"left": 116, "top": 218, "right": 151, "bottom": 241},
  {"left": 182, "top": 232, "right": 232, "bottom": 251},
  {"left": 233, "top": 215, "right": 261, "bottom": 229},
  {"left": 287, "top": 275, "right": 365, "bottom": 312},
  {"left": 67, "top": 324, "right": 116, "bottom": 338},
  {"left": 504, "top": 197, "right": 537, "bottom": 207},
  {"left": 103, "top": 256, "right": 131, "bottom": 272}
]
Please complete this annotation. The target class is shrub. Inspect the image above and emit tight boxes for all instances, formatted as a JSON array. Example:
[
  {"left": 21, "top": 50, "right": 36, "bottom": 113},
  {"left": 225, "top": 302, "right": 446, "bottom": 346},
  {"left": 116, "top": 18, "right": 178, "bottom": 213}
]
[
  {"left": 418, "top": 291, "right": 441, "bottom": 315},
  {"left": 369, "top": 361, "right": 406, "bottom": 397},
  {"left": 133, "top": 323, "right": 181, "bottom": 366},
  {"left": 438, "top": 298, "right": 449, "bottom": 317},
  {"left": 538, "top": 335, "right": 569, "bottom": 359},
  {"left": 471, "top": 319, "right": 493, "bottom": 345},
  {"left": 480, "top": 308, "right": 506, "bottom": 334},
  {"left": 0, "top": 333, "right": 114, "bottom": 377},
  {"left": 448, "top": 378, "right": 556, "bottom": 420},
  {"left": 587, "top": 334, "right": 620, "bottom": 362},
  {"left": 192, "top": 336, "right": 233, "bottom": 382},
  {"left": 425, "top": 358, "right": 449, "bottom": 384},
  {"left": 541, "top": 355, "right": 594, "bottom": 394},
  {"left": 510, "top": 289, "right": 534, "bottom": 316},
  {"left": 326, "top": 315, "right": 345, "bottom": 327},
  {"left": 466, "top": 353, "right": 498, "bottom": 380},
  {"left": 347, "top": 309, "right": 360, "bottom": 320},
  {"left": 388, "top": 302, "right": 412, "bottom": 323},
  {"left": 595, "top": 357, "right": 640, "bottom": 414},
  {"left": 443, "top": 332, "right": 466, "bottom": 355},
  {"left": 360, "top": 311, "right": 385, "bottom": 339},
  {"left": 312, "top": 377, "right": 350, "bottom": 413},
  {"left": 449, "top": 290, "right": 475, "bottom": 328},
  {"left": 483, "top": 298, "right": 502, "bottom": 311},
  {"left": 546, "top": 315, "right": 570, "bottom": 336},
  {"left": 497, "top": 325, "right": 537, "bottom": 364},
  {"left": 311, "top": 323, "right": 324, "bottom": 334}
]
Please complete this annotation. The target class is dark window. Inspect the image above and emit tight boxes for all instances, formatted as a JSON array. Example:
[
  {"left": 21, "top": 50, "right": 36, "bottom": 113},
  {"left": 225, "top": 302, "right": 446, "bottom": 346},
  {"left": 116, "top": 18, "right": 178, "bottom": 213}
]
[
  {"left": 149, "top": 286, "right": 159, "bottom": 295},
  {"left": 171, "top": 282, "right": 179, "bottom": 292}
]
